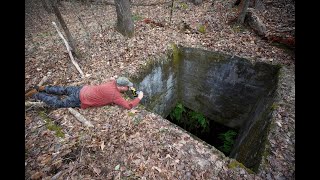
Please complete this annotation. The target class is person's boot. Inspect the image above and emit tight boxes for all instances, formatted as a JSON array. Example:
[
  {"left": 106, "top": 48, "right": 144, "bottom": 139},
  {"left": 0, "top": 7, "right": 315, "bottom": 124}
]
[
  {"left": 25, "top": 86, "right": 46, "bottom": 98},
  {"left": 35, "top": 85, "right": 46, "bottom": 91}
]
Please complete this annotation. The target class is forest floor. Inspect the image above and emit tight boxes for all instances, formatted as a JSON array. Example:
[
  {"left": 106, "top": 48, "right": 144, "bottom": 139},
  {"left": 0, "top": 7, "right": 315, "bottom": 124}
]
[{"left": 25, "top": 0, "right": 295, "bottom": 179}]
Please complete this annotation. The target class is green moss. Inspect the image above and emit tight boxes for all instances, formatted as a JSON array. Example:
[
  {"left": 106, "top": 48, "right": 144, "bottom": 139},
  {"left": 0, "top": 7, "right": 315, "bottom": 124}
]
[
  {"left": 132, "top": 14, "right": 143, "bottom": 21},
  {"left": 198, "top": 24, "right": 206, "bottom": 34},
  {"left": 130, "top": 54, "right": 172, "bottom": 84},
  {"left": 179, "top": 2, "right": 188, "bottom": 9},
  {"left": 37, "top": 31, "right": 50, "bottom": 38},
  {"left": 39, "top": 111, "right": 65, "bottom": 138},
  {"left": 133, "top": 116, "right": 142, "bottom": 125},
  {"left": 233, "top": 99, "right": 273, "bottom": 171},
  {"left": 271, "top": 64, "right": 282, "bottom": 79},
  {"left": 182, "top": 46, "right": 227, "bottom": 62},
  {"left": 128, "top": 112, "right": 135, "bottom": 117},
  {"left": 257, "top": 119, "right": 274, "bottom": 170},
  {"left": 228, "top": 160, "right": 255, "bottom": 174},
  {"left": 137, "top": 104, "right": 145, "bottom": 109},
  {"left": 231, "top": 23, "right": 246, "bottom": 33},
  {"left": 271, "top": 103, "right": 279, "bottom": 110},
  {"left": 261, "top": 142, "right": 270, "bottom": 158},
  {"left": 170, "top": 43, "right": 181, "bottom": 66}
]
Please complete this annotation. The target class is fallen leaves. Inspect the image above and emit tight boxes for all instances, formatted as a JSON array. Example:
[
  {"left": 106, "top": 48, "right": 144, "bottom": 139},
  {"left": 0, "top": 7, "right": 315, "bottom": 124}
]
[
  {"left": 114, "top": 164, "right": 120, "bottom": 171},
  {"left": 100, "top": 140, "right": 105, "bottom": 151},
  {"left": 25, "top": 0, "right": 295, "bottom": 179},
  {"left": 30, "top": 171, "right": 43, "bottom": 180},
  {"left": 152, "top": 166, "right": 162, "bottom": 172},
  {"left": 93, "top": 166, "right": 101, "bottom": 175},
  {"left": 37, "top": 154, "right": 52, "bottom": 166},
  {"left": 275, "top": 120, "right": 282, "bottom": 127}
]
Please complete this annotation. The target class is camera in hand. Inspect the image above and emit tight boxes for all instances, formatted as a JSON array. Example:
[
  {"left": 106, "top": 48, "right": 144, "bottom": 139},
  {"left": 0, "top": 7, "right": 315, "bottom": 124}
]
[{"left": 130, "top": 87, "right": 140, "bottom": 97}]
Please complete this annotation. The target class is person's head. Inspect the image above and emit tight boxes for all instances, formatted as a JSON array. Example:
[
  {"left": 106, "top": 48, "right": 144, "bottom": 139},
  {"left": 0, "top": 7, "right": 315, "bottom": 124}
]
[{"left": 116, "top": 77, "right": 133, "bottom": 92}]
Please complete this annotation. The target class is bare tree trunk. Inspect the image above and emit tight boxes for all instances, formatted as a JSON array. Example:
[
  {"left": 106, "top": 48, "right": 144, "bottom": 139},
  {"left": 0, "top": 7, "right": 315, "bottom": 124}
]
[
  {"left": 48, "top": 0, "right": 77, "bottom": 56},
  {"left": 114, "top": 0, "right": 134, "bottom": 37},
  {"left": 169, "top": 0, "right": 174, "bottom": 24},
  {"left": 235, "top": 0, "right": 264, "bottom": 10},
  {"left": 236, "top": 0, "right": 250, "bottom": 24}
]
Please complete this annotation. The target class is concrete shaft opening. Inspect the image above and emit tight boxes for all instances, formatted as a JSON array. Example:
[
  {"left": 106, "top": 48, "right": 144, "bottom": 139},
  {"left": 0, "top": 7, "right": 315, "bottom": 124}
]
[{"left": 130, "top": 45, "right": 280, "bottom": 171}]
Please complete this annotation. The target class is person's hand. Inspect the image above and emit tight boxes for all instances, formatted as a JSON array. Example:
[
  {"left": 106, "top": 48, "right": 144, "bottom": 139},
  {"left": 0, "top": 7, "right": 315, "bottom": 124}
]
[
  {"left": 110, "top": 75, "right": 117, "bottom": 81},
  {"left": 138, "top": 91, "right": 144, "bottom": 100}
]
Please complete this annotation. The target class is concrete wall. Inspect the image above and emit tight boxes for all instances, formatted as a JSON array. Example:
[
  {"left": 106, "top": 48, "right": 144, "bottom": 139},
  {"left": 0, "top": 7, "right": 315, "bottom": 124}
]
[
  {"left": 178, "top": 47, "right": 279, "bottom": 129},
  {"left": 130, "top": 46, "right": 279, "bottom": 129},
  {"left": 230, "top": 91, "right": 276, "bottom": 171},
  {"left": 130, "top": 45, "right": 280, "bottom": 171},
  {"left": 131, "top": 59, "right": 179, "bottom": 117}
]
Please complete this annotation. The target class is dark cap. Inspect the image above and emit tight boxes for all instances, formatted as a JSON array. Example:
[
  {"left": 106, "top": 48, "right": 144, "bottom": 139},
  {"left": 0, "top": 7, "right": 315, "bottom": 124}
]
[{"left": 116, "top": 77, "right": 133, "bottom": 87}]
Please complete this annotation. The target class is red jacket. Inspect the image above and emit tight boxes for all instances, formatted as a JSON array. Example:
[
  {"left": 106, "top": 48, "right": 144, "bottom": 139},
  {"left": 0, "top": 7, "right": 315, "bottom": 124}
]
[{"left": 79, "top": 80, "right": 140, "bottom": 109}]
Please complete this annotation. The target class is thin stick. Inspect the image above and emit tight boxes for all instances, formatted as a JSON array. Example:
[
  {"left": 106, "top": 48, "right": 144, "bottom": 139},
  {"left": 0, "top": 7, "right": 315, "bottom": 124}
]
[
  {"left": 38, "top": 75, "right": 49, "bottom": 86},
  {"left": 68, "top": 108, "right": 94, "bottom": 127},
  {"left": 52, "top": 21, "right": 84, "bottom": 78},
  {"left": 51, "top": 171, "right": 63, "bottom": 180},
  {"left": 25, "top": 101, "right": 48, "bottom": 107},
  {"left": 169, "top": 0, "right": 174, "bottom": 24}
]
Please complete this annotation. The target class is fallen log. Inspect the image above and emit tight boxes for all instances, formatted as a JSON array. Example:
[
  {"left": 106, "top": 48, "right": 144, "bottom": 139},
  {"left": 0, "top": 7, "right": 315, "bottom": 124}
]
[
  {"left": 38, "top": 75, "right": 49, "bottom": 86},
  {"left": 25, "top": 101, "right": 48, "bottom": 107},
  {"left": 68, "top": 108, "right": 94, "bottom": 127},
  {"left": 245, "top": 8, "right": 266, "bottom": 37},
  {"left": 267, "top": 35, "right": 295, "bottom": 48},
  {"left": 25, "top": 102, "right": 94, "bottom": 127}
]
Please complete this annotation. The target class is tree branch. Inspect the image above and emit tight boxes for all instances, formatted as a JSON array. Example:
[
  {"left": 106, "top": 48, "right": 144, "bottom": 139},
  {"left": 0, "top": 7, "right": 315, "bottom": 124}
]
[
  {"left": 68, "top": 108, "right": 94, "bottom": 127},
  {"left": 38, "top": 75, "right": 49, "bottom": 86},
  {"left": 52, "top": 21, "right": 85, "bottom": 78},
  {"left": 25, "top": 101, "right": 48, "bottom": 107},
  {"left": 25, "top": 102, "right": 94, "bottom": 127}
]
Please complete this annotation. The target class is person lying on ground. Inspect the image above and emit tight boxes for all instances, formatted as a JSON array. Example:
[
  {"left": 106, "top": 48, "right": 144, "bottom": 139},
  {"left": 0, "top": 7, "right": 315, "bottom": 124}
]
[{"left": 25, "top": 77, "right": 144, "bottom": 110}]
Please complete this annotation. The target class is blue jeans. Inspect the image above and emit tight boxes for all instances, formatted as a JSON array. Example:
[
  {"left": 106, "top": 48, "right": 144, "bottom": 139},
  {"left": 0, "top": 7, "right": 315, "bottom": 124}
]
[{"left": 33, "top": 86, "right": 82, "bottom": 108}]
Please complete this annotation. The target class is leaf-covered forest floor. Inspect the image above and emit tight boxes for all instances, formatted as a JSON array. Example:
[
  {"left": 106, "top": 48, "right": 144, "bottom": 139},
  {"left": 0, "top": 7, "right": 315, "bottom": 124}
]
[{"left": 25, "top": 0, "right": 295, "bottom": 179}]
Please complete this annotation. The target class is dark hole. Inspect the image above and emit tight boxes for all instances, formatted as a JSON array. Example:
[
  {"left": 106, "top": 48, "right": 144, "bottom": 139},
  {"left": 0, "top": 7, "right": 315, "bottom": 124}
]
[
  {"left": 131, "top": 45, "right": 281, "bottom": 172},
  {"left": 166, "top": 103, "right": 239, "bottom": 156}
]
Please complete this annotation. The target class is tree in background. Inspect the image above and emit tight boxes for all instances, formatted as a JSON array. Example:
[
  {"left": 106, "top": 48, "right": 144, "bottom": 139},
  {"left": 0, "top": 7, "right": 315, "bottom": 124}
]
[
  {"left": 234, "top": 0, "right": 265, "bottom": 10},
  {"left": 233, "top": 0, "right": 265, "bottom": 24},
  {"left": 236, "top": 0, "right": 250, "bottom": 24},
  {"left": 114, "top": 0, "right": 134, "bottom": 37},
  {"left": 48, "top": 0, "right": 77, "bottom": 56}
]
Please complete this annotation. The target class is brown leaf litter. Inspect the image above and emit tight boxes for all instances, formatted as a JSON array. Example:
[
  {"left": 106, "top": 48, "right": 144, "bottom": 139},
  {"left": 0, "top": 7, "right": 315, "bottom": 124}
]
[{"left": 25, "top": 0, "right": 295, "bottom": 179}]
